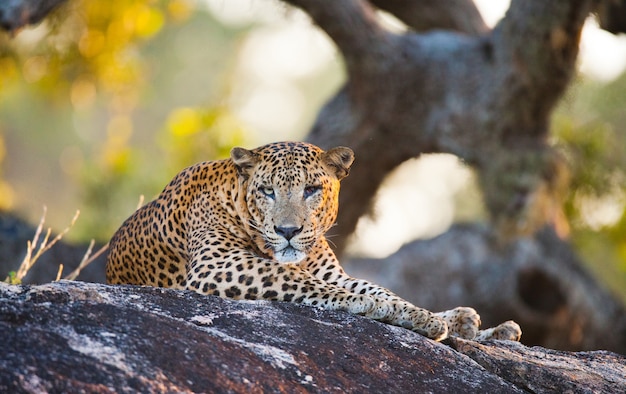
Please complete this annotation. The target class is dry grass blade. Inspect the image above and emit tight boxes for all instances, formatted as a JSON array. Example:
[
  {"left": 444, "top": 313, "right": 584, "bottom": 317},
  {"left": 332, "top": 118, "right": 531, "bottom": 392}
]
[
  {"left": 55, "top": 264, "right": 64, "bottom": 282},
  {"left": 6, "top": 195, "right": 143, "bottom": 284},
  {"left": 12, "top": 207, "right": 48, "bottom": 282},
  {"left": 6, "top": 207, "right": 81, "bottom": 284}
]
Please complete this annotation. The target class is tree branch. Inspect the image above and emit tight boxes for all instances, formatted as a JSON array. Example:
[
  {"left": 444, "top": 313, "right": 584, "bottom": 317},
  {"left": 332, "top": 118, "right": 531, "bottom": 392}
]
[
  {"left": 282, "top": 0, "right": 398, "bottom": 82},
  {"left": 489, "top": 0, "right": 588, "bottom": 143},
  {"left": 370, "top": 0, "right": 488, "bottom": 34},
  {"left": 0, "top": 0, "right": 67, "bottom": 32},
  {"left": 597, "top": 0, "right": 626, "bottom": 34}
]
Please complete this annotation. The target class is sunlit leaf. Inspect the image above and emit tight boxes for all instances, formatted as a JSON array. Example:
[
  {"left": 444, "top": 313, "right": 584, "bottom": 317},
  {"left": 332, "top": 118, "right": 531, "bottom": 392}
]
[
  {"left": 130, "top": 5, "right": 165, "bottom": 38},
  {"left": 168, "top": 107, "right": 202, "bottom": 137},
  {"left": 168, "top": 0, "right": 194, "bottom": 23},
  {"left": 78, "top": 29, "right": 106, "bottom": 58}
]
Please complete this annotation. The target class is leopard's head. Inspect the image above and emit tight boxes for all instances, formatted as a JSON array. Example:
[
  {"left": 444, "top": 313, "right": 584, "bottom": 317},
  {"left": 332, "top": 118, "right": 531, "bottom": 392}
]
[{"left": 231, "top": 141, "right": 354, "bottom": 263}]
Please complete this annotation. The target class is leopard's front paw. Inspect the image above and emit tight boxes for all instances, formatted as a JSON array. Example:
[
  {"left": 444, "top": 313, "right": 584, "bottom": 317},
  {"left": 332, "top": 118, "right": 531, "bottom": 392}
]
[
  {"left": 475, "top": 320, "right": 522, "bottom": 342},
  {"left": 416, "top": 313, "right": 448, "bottom": 341},
  {"left": 436, "top": 307, "right": 481, "bottom": 339}
]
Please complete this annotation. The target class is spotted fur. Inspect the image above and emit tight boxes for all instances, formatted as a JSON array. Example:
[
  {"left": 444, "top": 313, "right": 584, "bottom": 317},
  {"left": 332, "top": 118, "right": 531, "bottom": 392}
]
[{"left": 106, "top": 141, "right": 521, "bottom": 342}]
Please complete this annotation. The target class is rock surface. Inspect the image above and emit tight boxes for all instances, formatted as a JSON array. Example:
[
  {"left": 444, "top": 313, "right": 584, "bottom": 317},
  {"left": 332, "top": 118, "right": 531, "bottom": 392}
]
[{"left": 1, "top": 281, "right": 624, "bottom": 393}]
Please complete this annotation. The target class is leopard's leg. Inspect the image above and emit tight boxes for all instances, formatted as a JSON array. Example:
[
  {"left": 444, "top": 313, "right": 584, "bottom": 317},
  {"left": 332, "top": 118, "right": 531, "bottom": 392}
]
[
  {"left": 301, "top": 242, "right": 448, "bottom": 340},
  {"left": 332, "top": 274, "right": 447, "bottom": 340},
  {"left": 303, "top": 240, "right": 522, "bottom": 342},
  {"left": 185, "top": 254, "right": 394, "bottom": 323}
]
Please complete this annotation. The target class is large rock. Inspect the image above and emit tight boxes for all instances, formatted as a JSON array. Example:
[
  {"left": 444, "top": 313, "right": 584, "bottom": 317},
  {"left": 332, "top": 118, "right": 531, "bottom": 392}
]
[{"left": 1, "top": 281, "right": 624, "bottom": 393}]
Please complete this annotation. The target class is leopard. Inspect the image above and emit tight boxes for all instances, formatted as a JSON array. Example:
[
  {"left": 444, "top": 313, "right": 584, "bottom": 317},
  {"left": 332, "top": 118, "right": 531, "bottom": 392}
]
[{"left": 106, "top": 141, "right": 521, "bottom": 342}]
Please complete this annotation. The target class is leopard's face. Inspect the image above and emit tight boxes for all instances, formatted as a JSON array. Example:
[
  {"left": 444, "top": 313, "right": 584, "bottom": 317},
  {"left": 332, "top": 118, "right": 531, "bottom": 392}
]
[{"left": 231, "top": 142, "right": 354, "bottom": 264}]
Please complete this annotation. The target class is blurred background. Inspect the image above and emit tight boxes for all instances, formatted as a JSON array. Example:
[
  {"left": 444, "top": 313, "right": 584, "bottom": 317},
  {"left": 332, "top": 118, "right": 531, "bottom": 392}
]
[{"left": 0, "top": 0, "right": 625, "bottom": 302}]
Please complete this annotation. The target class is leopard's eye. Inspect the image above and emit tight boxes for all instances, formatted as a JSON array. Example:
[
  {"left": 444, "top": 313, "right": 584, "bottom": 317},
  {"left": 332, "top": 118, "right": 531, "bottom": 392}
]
[
  {"left": 260, "top": 186, "right": 275, "bottom": 198},
  {"left": 304, "top": 185, "right": 321, "bottom": 199}
]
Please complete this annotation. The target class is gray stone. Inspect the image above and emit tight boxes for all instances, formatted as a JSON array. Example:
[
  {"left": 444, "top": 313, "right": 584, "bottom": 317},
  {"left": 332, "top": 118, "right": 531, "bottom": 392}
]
[{"left": 1, "top": 281, "right": 624, "bottom": 393}]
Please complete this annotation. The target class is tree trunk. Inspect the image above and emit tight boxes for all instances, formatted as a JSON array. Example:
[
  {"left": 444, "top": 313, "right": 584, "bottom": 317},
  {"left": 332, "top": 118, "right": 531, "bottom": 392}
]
[{"left": 0, "top": 0, "right": 67, "bottom": 32}]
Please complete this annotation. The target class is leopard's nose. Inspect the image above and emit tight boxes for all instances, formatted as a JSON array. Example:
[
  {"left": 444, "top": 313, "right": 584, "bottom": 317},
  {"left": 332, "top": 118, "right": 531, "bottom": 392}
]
[{"left": 274, "top": 226, "right": 303, "bottom": 240}]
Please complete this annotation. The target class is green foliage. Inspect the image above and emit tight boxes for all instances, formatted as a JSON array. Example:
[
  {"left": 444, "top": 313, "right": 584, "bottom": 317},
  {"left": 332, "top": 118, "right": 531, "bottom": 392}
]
[
  {"left": 552, "top": 75, "right": 626, "bottom": 301},
  {"left": 76, "top": 105, "right": 247, "bottom": 240},
  {"left": 160, "top": 106, "right": 247, "bottom": 171},
  {"left": 5, "top": 271, "right": 19, "bottom": 285},
  {"left": 0, "top": 0, "right": 252, "bottom": 241}
]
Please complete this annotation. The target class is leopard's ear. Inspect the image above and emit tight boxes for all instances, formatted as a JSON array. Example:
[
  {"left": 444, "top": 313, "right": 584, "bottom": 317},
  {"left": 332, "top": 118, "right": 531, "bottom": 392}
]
[
  {"left": 323, "top": 146, "right": 354, "bottom": 180},
  {"left": 231, "top": 147, "right": 259, "bottom": 178}
]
